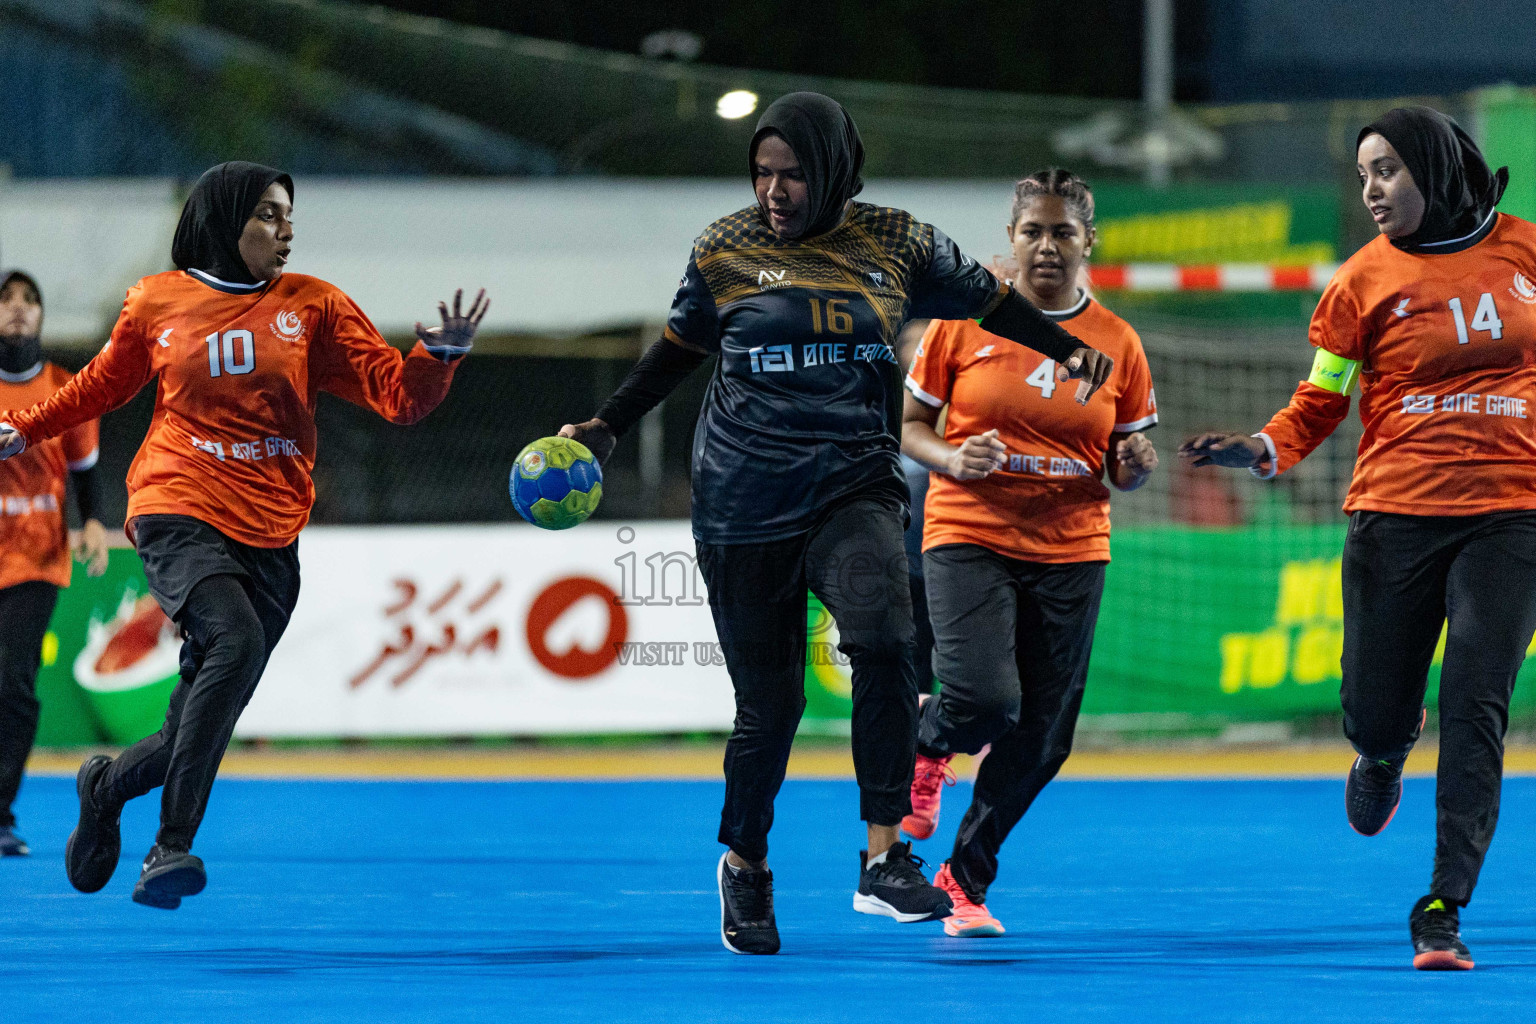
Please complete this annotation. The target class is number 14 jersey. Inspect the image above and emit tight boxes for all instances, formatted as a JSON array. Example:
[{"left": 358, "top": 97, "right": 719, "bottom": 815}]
[
  {"left": 9, "top": 270, "right": 458, "bottom": 547},
  {"left": 1261, "top": 213, "right": 1536, "bottom": 515}
]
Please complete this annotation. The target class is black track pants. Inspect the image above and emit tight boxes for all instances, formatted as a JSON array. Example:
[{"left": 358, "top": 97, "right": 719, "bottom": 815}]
[
  {"left": 697, "top": 493, "right": 917, "bottom": 863},
  {"left": 0, "top": 581, "right": 60, "bottom": 828},
  {"left": 99, "top": 516, "right": 298, "bottom": 851},
  {"left": 917, "top": 543, "right": 1106, "bottom": 901},
  {"left": 1342, "top": 510, "right": 1536, "bottom": 905}
]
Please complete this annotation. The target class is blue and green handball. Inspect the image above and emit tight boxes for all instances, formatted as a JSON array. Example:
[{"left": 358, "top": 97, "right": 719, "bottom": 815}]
[{"left": 510, "top": 436, "right": 603, "bottom": 530}]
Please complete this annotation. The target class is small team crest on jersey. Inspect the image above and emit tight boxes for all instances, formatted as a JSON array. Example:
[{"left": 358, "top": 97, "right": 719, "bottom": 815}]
[
  {"left": 1511, "top": 272, "right": 1536, "bottom": 304},
  {"left": 269, "top": 310, "right": 307, "bottom": 342}
]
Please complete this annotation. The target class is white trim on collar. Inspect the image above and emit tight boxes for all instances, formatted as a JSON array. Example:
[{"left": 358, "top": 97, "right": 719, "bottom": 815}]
[
  {"left": 0, "top": 361, "right": 43, "bottom": 383},
  {"left": 1417, "top": 208, "right": 1497, "bottom": 249},
  {"left": 1038, "top": 289, "right": 1090, "bottom": 319},
  {"left": 187, "top": 268, "right": 267, "bottom": 291}
]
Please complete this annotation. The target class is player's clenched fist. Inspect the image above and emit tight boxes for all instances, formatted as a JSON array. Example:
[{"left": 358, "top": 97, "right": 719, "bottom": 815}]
[
  {"left": 1116, "top": 432, "right": 1158, "bottom": 476},
  {"left": 946, "top": 428, "right": 1007, "bottom": 481},
  {"left": 558, "top": 419, "right": 617, "bottom": 466},
  {"left": 0, "top": 425, "right": 24, "bottom": 460}
]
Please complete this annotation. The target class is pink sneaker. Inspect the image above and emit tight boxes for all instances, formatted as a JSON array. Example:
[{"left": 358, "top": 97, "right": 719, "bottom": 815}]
[
  {"left": 901, "top": 753, "right": 956, "bottom": 840},
  {"left": 935, "top": 863, "right": 1004, "bottom": 937}
]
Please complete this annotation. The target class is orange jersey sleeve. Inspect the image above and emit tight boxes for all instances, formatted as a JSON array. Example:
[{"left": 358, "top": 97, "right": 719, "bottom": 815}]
[
  {"left": 908, "top": 297, "right": 1155, "bottom": 563},
  {"left": 7, "top": 288, "right": 154, "bottom": 449},
  {"left": 62, "top": 417, "right": 101, "bottom": 471},
  {"left": 0, "top": 364, "right": 102, "bottom": 587},
  {"left": 904, "top": 319, "right": 959, "bottom": 409},
  {"left": 311, "top": 289, "right": 457, "bottom": 425},
  {"left": 1112, "top": 337, "right": 1158, "bottom": 434},
  {"left": 1254, "top": 272, "right": 1358, "bottom": 476}
]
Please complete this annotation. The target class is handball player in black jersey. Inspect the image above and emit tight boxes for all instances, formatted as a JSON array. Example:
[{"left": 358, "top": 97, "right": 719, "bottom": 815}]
[{"left": 561, "top": 92, "right": 1111, "bottom": 954}]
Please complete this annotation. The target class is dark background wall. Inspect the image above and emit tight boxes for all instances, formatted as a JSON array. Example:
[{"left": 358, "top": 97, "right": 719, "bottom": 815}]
[{"left": 1207, "top": 0, "right": 1536, "bottom": 101}]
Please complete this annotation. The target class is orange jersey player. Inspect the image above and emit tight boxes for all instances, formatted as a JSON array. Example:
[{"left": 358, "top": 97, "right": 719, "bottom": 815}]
[
  {"left": 1182, "top": 107, "right": 1527, "bottom": 971},
  {"left": 0, "top": 161, "right": 488, "bottom": 909},
  {"left": 0, "top": 268, "right": 109, "bottom": 859},
  {"left": 898, "top": 169, "right": 1158, "bottom": 938}
]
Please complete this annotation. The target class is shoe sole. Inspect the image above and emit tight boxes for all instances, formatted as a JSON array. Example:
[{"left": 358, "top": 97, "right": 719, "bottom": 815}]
[
  {"left": 65, "top": 755, "right": 119, "bottom": 894},
  {"left": 944, "top": 918, "right": 1006, "bottom": 938},
  {"left": 132, "top": 862, "right": 206, "bottom": 911},
  {"left": 717, "top": 854, "right": 778, "bottom": 955},
  {"left": 901, "top": 815, "right": 937, "bottom": 841},
  {"left": 0, "top": 844, "right": 29, "bottom": 857},
  {"left": 853, "top": 891, "right": 950, "bottom": 923},
  {"left": 1413, "top": 950, "right": 1474, "bottom": 971}
]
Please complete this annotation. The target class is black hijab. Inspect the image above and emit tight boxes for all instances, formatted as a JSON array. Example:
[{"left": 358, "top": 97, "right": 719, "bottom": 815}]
[
  {"left": 1358, "top": 107, "right": 1508, "bottom": 253},
  {"left": 0, "top": 269, "right": 43, "bottom": 375},
  {"left": 171, "top": 161, "right": 294, "bottom": 284},
  {"left": 750, "top": 92, "right": 865, "bottom": 239}
]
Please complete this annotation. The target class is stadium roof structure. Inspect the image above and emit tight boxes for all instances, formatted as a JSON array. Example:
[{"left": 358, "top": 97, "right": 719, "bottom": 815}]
[{"left": 180, "top": 0, "right": 1477, "bottom": 184}]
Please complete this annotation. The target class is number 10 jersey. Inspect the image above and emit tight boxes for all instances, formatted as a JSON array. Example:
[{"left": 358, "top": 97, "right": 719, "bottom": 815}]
[{"left": 9, "top": 270, "right": 458, "bottom": 547}]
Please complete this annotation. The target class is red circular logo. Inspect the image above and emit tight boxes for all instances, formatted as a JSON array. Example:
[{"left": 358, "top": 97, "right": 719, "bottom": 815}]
[{"left": 525, "top": 576, "right": 628, "bottom": 679}]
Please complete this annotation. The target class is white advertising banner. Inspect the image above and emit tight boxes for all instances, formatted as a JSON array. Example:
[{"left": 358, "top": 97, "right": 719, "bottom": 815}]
[
  {"left": 235, "top": 522, "right": 735, "bottom": 737},
  {"left": 1, "top": 177, "right": 1014, "bottom": 341}
]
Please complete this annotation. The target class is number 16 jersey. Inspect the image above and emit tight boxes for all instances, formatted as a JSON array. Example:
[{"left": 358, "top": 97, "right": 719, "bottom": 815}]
[
  {"left": 667, "top": 202, "right": 1005, "bottom": 544},
  {"left": 9, "top": 270, "right": 458, "bottom": 547},
  {"left": 1262, "top": 213, "right": 1536, "bottom": 515}
]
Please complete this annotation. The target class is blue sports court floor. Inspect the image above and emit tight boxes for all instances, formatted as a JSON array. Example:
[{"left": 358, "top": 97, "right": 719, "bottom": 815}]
[{"left": 4, "top": 774, "right": 1534, "bottom": 1023}]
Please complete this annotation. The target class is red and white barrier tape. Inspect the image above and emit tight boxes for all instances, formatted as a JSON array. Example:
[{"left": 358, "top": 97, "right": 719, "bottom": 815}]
[{"left": 1089, "top": 264, "right": 1340, "bottom": 292}]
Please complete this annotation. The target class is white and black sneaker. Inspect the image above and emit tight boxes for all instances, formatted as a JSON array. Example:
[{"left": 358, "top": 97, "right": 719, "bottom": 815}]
[
  {"left": 717, "top": 852, "right": 780, "bottom": 955},
  {"left": 131, "top": 844, "right": 206, "bottom": 910},
  {"left": 853, "top": 841, "right": 953, "bottom": 923}
]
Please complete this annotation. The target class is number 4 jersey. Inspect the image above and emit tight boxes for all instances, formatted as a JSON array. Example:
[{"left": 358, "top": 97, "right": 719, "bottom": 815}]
[
  {"left": 906, "top": 295, "right": 1156, "bottom": 563},
  {"left": 7, "top": 270, "right": 459, "bottom": 547},
  {"left": 1259, "top": 213, "right": 1536, "bottom": 515}
]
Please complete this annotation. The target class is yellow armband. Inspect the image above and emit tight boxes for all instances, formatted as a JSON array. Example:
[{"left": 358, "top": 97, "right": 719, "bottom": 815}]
[{"left": 1306, "top": 349, "right": 1360, "bottom": 395}]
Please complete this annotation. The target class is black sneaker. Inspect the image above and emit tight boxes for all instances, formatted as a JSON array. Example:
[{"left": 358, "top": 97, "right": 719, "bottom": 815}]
[
  {"left": 131, "top": 845, "right": 206, "bottom": 910},
  {"left": 65, "top": 755, "right": 122, "bottom": 892},
  {"left": 0, "top": 825, "right": 28, "bottom": 857},
  {"left": 1345, "top": 754, "right": 1406, "bottom": 836},
  {"left": 853, "top": 841, "right": 953, "bottom": 923},
  {"left": 717, "top": 853, "right": 780, "bottom": 954},
  {"left": 1410, "top": 894, "right": 1474, "bottom": 970}
]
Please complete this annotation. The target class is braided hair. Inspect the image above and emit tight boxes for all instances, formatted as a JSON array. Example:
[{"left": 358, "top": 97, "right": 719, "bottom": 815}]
[{"left": 1010, "top": 169, "right": 1095, "bottom": 233}]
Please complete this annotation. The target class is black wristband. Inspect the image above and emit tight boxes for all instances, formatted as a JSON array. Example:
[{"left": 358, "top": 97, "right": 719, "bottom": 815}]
[
  {"left": 594, "top": 337, "right": 709, "bottom": 438},
  {"left": 977, "top": 288, "right": 1082, "bottom": 364},
  {"left": 70, "top": 465, "right": 101, "bottom": 522}
]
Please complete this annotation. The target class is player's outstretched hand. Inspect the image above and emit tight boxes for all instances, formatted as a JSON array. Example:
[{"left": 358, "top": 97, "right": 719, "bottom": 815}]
[
  {"left": 1116, "top": 432, "right": 1159, "bottom": 476},
  {"left": 415, "top": 288, "right": 489, "bottom": 357},
  {"left": 558, "top": 419, "right": 617, "bottom": 466},
  {"left": 1056, "top": 347, "right": 1113, "bottom": 405},
  {"left": 947, "top": 429, "right": 1007, "bottom": 480},
  {"left": 73, "top": 519, "right": 109, "bottom": 578},
  {"left": 0, "top": 426, "right": 24, "bottom": 461},
  {"left": 1179, "top": 432, "right": 1267, "bottom": 469}
]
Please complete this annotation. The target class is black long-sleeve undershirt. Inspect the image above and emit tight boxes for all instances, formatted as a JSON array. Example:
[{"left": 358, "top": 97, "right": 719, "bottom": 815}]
[
  {"left": 976, "top": 285, "right": 1084, "bottom": 364},
  {"left": 70, "top": 465, "right": 101, "bottom": 522}
]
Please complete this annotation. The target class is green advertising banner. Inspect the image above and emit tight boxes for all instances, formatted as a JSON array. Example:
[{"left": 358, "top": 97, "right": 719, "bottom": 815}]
[
  {"left": 1089, "top": 184, "right": 1339, "bottom": 266},
  {"left": 36, "top": 549, "right": 177, "bottom": 747},
  {"left": 1479, "top": 86, "right": 1536, "bottom": 224},
  {"left": 802, "top": 526, "right": 1536, "bottom": 734}
]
